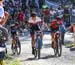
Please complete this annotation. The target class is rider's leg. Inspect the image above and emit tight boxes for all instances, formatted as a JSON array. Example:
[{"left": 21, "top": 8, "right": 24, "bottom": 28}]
[
  {"left": 31, "top": 34, "right": 35, "bottom": 54},
  {"left": 51, "top": 32, "right": 54, "bottom": 48}
]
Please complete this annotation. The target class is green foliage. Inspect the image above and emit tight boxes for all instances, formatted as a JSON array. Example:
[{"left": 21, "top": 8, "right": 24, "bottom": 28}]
[
  {"left": 9, "top": 59, "right": 21, "bottom": 65},
  {"left": 4, "top": 54, "right": 13, "bottom": 60}
]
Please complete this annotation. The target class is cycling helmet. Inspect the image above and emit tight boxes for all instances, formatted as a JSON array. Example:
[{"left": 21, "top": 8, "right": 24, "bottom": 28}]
[{"left": 31, "top": 12, "right": 37, "bottom": 17}]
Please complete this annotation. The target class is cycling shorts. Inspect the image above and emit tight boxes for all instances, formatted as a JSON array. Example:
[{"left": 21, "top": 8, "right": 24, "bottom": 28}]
[
  {"left": 30, "top": 25, "right": 40, "bottom": 35},
  {"left": 50, "top": 26, "right": 59, "bottom": 33}
]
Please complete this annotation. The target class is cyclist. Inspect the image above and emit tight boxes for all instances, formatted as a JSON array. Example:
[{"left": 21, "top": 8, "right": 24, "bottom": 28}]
[
  {"left": 0, "top": 0, "right": 9, "bottom": 26},
  {"left": 0, "top": 0, "right": 9, "bottom": 64},
  {"left": 10, "top": 23, "right": 21, "bottom": 54},
  {"left": 0, "top": 0, "right": 9, "bottom": 42},
  {"left": 27, "top": 12, "right": 43, "bottom": 55},
  {"left": 48, "top": 17, "right": 63, "bottom": 48},
  {"left": 10, "top": 23, "right": 18, "bottom": 49}
]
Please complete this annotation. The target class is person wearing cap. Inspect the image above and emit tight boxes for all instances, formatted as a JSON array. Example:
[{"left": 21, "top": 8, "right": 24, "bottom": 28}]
[
  {"left": 27, "top": 12, "right": 43, "bottom": 55},
  {"left": 0, "top": 0, "right": 9, "bottom": 64}
]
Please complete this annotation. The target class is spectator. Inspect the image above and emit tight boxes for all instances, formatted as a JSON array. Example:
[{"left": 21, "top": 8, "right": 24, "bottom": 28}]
[
  {"left": 72, "top": 6, "right": 75, "bottom": 24},
  {"left": 38, "top": 0, "right": 45, "bottom": 9},
  {"left": 17, "top": 10, "right": 25, "bottom": 27},
  {"left": 50, "top": 6, "right": 56, "bottom": 22},
  {"left": 42, "top": 7, "right": 50, "bottom": 24}
]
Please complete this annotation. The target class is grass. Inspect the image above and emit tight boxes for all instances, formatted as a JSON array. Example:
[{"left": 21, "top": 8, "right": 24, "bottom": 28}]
[
  {"left": 4, "top": 54, "right": 13, "bottom": 60},
  {"left": 65, "top": 43, "right": 75, "bottom": 48},
  {"left": 9, "top": 59, "right": 21, "bottom": 65},
  {"left": 1, "top": 54, "right": 21, "bottom": 65}
]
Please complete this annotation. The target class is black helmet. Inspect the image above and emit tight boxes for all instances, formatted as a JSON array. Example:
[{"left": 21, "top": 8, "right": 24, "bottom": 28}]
[{"left": 31, "top": 12, "right": 37, "bottom": 17}]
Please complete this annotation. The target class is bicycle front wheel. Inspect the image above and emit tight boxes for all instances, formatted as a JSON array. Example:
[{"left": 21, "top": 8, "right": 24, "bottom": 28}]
[
  {"left": 57, "top": 39, "right": 62, "bottom": 57},
  {"left": 54, "top": 41, "right": 58, "bottom": 56},
  {"left": 37, "top": 38, "right": 42, "bottom": 59},
  {"left": 16, "top": 40, "right": 21, "bottom": 55},
  {"left": 38, "top": 48, "right": 40, "bottom": 59}
]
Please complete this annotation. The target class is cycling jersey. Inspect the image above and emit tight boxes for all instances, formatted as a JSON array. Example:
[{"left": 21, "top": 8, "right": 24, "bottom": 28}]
[
  {"left": 11, "top": 26, "right": 17, "bottom": 37},
  {"left": 28, "top": 16, "right": 42, "bottom": 34},
  {"left": 0, "top": 6, "right": 4, "bottom": 18},
  {"left": 50, "top": 20, "right": 62, "bottom": 32}
]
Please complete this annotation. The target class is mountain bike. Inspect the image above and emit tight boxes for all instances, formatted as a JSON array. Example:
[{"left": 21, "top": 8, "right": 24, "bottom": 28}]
[
  {"left": 34, "top": 31, "right": 42, "bottom": 59},
  {"left": 11, "top": 34, "right": 21, "bottom": 55},
  {"left": 54, "top": 30, "right": 62, "bottom": 57},
  {"left": 0, "top": 29, "right": 8, "bottom": 65},
  {"left": 0, "top": 47, "right": 6, "bottom": 65}
]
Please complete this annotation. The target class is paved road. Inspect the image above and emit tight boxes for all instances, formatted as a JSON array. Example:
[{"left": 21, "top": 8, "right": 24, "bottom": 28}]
[{"left": 6, "top": 31, "right": 75, "bottom": 65}]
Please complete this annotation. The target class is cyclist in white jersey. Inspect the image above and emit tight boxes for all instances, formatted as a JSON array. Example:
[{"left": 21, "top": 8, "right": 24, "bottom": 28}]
[
  {"left": 28, "top": 12, "right": 43, "bottom": 55},
  {"left": 0, "top": 0, "right": 9, "bottom": 26}
]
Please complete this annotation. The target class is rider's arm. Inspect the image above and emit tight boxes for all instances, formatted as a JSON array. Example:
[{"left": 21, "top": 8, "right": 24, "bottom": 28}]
[{"left": 0, "top": 11, "right": 9, "bottom": 26}]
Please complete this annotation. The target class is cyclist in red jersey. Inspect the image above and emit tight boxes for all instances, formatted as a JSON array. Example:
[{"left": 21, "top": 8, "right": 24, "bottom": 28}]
[{"left": 48, "top": 17, "right": 62, "bottom": 48}]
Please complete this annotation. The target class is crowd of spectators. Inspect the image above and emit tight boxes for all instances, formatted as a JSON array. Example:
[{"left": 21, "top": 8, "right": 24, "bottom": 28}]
[
  {"left": 3, "top": 0, "right": 75, "bottom": 30},
  {"left": 3, "top": 0, "right": 45, "bottom": 29}
]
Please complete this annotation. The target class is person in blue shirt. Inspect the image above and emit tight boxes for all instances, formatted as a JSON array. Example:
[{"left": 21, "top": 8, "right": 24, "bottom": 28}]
[{"left": 59, "top": 20, "right": 66, "bottom": 45}]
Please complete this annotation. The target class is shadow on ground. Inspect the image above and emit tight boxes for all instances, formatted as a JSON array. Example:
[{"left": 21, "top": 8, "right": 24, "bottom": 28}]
[
  {"left": 20, "top": 55, "right": 55, "bottom": 62},
  {"left": 41, "top": 55, "right": 55, "bottom": 59}
]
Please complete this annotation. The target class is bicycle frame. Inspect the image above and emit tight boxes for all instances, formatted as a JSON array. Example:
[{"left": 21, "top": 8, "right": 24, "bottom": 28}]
[
  {"left": 34, "top": 31, "right": 42, "bottom": 59},
  {"left": 54, "top": 31, "right": 61, "bottom": 40},
  {"left": 12, "top": 35, "right": 18, "bottom": 47},
  {"left": 54, "top": 30, "right": 62, "bottom": 57},
  {"left": 11, "top": 34, "right": 21, "bottom": 55},
  {"left": 35, "top": 31, "right": 42, "bottom": 49}
]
